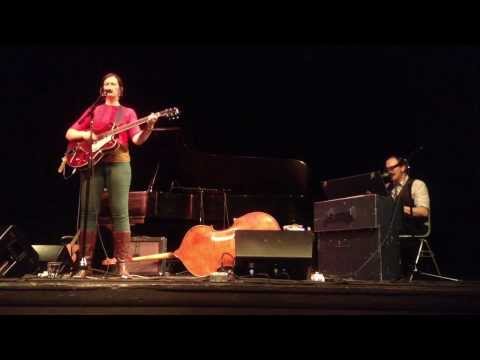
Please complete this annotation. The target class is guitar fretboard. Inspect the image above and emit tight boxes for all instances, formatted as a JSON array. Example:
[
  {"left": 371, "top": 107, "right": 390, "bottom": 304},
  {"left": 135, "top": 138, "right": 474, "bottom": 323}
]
[{"left": 102, "top": 113, "right": 160, "bottom": 138}]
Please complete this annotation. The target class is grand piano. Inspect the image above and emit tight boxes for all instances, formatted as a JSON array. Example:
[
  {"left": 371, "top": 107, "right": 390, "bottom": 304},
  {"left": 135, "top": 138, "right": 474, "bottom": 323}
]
[{"left": 99, "top": 130, "right": 312, "bottom": 249}]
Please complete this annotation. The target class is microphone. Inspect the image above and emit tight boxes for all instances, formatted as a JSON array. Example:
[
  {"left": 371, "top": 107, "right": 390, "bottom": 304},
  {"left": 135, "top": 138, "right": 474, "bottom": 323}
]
[
  {"left": 102, "top": 89, "right": 112, "bottom": 96},
  {"left": 380, "top": 172, "right": 391, "bottom": 180}
]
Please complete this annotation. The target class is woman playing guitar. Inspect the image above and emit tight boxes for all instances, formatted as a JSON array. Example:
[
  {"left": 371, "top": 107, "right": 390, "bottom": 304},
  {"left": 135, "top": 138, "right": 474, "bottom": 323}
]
[{"left": 65, "top": 72, "right": 160, "bottom": 278}]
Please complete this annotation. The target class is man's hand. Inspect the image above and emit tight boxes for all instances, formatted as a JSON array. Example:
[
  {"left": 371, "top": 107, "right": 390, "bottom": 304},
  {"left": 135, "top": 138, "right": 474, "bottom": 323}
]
[{"left": 403, "top": 206, "right": 429, "bottom": 218}]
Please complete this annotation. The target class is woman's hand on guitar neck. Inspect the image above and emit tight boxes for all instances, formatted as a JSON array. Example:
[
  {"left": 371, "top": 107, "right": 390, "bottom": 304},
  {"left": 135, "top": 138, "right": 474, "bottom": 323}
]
[{"left": 146, "top": 112, "right": 160, "bottom": 130}]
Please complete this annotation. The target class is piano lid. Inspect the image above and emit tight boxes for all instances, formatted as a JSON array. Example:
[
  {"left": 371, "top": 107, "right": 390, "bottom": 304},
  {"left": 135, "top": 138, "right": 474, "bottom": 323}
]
[
  {"left": 177, "top": 147, "right": 308, "bottom": 195},
  {"left": 140, "top": 131, "right": 309, "bottom": 195}
]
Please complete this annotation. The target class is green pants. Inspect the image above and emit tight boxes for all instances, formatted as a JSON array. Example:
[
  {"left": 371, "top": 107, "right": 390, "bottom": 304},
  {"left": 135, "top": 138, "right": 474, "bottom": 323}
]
[{"left": 79, "top": 162, "right": 131, "bottom": 232}]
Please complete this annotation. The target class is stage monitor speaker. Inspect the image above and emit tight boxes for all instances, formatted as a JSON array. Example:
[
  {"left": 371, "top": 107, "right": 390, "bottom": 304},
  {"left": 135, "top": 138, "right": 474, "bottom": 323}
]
[
  {"left": 234, "top": 230, "right": 314, "bottom": 280},
  {"left": 317, "top": 228, "right": 401, "bottom": 281},
  {"left": 31, "top": 245, "right": 73, "bottom": 273},
  {"left": 0, "top": 225, "right": 39, "bottom": 277}
]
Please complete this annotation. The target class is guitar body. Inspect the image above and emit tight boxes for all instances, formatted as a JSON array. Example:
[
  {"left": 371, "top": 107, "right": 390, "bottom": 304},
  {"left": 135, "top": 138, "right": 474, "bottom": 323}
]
[{"left": 65, "top": 135, "right": 119, "bottom": 169}]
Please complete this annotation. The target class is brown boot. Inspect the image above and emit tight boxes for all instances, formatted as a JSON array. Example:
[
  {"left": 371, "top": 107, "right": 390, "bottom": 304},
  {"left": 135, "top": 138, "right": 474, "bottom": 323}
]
[
  {"left": 113, "top": 231, "right": 131, "bottom": 278},
  {"left": 73, "top": 230, "right": 97, "bottom": 278}
]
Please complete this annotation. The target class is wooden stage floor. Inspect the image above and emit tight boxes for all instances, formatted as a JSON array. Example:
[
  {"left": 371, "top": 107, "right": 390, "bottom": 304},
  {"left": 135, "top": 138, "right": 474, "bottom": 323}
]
[{"left": 0, "top": 274, "right": 479, "bottom": 316}]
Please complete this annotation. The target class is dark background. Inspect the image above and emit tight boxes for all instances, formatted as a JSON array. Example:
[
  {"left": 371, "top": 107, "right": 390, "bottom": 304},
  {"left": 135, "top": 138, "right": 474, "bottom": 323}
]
[{"left": 0, "top": 45, "right": 477, "bottom": 279}]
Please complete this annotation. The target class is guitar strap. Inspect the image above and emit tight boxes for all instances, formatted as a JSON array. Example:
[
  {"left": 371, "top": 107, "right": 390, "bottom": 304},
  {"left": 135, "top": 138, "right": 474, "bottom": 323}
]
[
  {"left": 112, "top": 105, "right": 124, "bottom": 130},
  {"left": 111, "top": 106, "right": 126, "bottom": 153}
]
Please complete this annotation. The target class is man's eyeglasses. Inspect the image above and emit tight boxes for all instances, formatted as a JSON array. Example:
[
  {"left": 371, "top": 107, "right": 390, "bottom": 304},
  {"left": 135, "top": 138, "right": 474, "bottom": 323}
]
[{"left": 385, "top": 163, "right": 400, "bottom": 172}]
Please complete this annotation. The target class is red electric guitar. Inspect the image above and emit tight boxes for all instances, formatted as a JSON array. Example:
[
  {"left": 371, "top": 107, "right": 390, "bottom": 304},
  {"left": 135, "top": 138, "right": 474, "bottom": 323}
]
[{"left": 62, "top": 107, "right": 180, "bottom": 170}]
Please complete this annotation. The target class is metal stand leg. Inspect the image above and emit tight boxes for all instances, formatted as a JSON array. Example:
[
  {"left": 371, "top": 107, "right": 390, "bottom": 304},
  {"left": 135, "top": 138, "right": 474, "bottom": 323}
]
[
  {"left": 423, "top": 240, "right": 442, "bottom": 275},
  {"left": 416, "top": 271, "right": 460, "bottom": 282},
  {"left": 0, "top": 260, "right": 17, "bottom": 277},
  {"left": 199, "top": 188, "right": 205, "bottom": 224},
  {"left": 408, "top": 239, "right": 424, "bottom": 282},
  {"left": 410, "top": 239, "right": 460, "bottom": 282},
  {"left": 0, "top": 260, "right": 10, "bottom": 276}
]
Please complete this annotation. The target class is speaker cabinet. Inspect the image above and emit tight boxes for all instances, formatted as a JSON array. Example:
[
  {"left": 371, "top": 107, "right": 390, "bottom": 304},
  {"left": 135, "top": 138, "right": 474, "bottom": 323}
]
[
  {"left": 31, "top": 245, "right": 73, "bottom": 273},
  {"left": 0, "top": 225, "right": 38, "bottom": 277},
  {"left": 317, "top": 229, "right": 401, "bottom": 281},
  {"left": 234, "top": 230, "right": 314, "bottom": 280},
  {"left": 314, "top": 194, "right": 401, "bottom": 281}
]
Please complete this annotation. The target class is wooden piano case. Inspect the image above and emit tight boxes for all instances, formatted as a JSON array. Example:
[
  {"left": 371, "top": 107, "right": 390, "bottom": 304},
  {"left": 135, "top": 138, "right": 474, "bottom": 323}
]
[{"left": 98, "top": 191, "right": 150, "bottom": 225}]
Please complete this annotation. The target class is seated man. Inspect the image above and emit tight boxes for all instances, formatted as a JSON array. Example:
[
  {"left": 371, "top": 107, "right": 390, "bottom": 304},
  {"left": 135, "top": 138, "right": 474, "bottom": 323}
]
[{"left": 384, "top": 155, "right": 430, "bottom": 278}]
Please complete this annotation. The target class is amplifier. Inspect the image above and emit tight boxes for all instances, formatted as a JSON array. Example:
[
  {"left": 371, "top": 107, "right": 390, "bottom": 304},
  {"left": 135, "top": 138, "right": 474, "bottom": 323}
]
[
  {"left": 314, "top": 194, "right": 394, "bottom": 232},
  {"left": 0, "top": 225, "right": 38, "bottom": 277},
  {"left": 128, "top": 236, "right": 167, "bottom": 275}
]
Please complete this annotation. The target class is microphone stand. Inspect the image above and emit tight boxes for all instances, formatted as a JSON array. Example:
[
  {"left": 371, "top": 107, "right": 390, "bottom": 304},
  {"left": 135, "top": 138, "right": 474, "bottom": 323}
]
[
  {"left": 77, "top": 94, "right": 104, "bottom": 277},
  {"left": 147, "top": 162, "right": 160, "bottom": 193}
]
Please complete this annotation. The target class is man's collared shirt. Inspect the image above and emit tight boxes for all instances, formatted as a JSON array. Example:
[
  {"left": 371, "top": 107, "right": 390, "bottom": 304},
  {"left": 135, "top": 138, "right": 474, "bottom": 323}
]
[{"left": 391, "top": 175, "right": 430, "bottom": 209}]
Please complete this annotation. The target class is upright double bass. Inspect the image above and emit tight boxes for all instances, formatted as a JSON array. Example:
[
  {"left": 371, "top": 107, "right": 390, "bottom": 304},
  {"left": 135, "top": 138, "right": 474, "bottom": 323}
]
[{"left": 132, "top": 211, "right": 281, "bottom": 277}]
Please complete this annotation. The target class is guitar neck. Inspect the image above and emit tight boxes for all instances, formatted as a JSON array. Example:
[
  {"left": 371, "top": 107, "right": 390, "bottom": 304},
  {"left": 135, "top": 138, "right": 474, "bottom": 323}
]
[{"left": 102, "top": 114, "right": 154, "bottom": 138}]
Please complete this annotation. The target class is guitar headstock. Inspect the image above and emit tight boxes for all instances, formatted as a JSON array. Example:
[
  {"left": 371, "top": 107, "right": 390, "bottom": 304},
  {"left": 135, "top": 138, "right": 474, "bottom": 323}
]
[{"left": 158, "top": 107, "right": 180, "bottom": 120}]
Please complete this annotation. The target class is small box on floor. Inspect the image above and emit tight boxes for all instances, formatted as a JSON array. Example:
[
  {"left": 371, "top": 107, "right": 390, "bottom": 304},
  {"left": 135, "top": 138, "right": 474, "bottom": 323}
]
[{"left": 129, "top": 236, "right": 167, "bottom": 275}]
